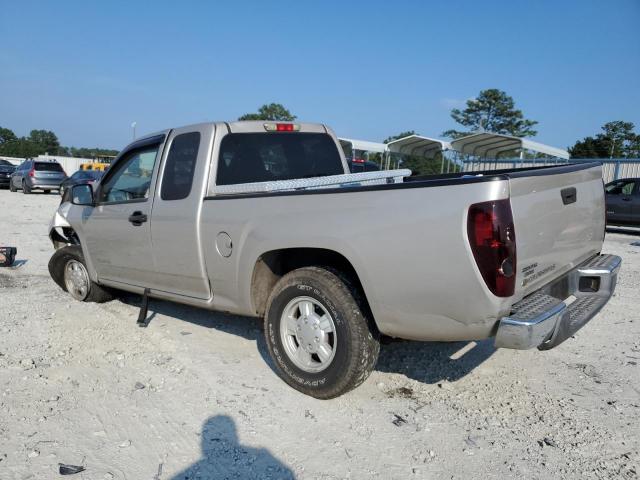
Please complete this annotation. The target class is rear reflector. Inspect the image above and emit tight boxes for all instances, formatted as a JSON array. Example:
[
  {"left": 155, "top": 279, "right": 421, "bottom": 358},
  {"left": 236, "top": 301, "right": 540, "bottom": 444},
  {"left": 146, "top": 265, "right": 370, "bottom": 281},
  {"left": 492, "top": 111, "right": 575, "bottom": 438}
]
[
  {"left": 264, "top": 123, "right": 300, "bottom": 132},
  {"left": 467, "top": 199, "right": 516, "bottom": 297}
]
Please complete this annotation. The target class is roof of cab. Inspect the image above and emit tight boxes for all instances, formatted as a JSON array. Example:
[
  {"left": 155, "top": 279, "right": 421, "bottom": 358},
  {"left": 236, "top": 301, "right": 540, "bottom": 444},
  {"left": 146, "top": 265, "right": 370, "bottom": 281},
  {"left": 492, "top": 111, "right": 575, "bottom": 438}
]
[{"left": 226, "top": 120, "right": 327, "bottom": 134}]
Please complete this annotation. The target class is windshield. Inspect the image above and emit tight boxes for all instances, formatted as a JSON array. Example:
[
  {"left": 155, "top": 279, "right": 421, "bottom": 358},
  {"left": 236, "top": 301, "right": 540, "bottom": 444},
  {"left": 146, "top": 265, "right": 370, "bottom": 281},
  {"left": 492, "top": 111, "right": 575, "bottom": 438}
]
[{"left": 72, "top": 170, "right": 102, "bottom": 180}]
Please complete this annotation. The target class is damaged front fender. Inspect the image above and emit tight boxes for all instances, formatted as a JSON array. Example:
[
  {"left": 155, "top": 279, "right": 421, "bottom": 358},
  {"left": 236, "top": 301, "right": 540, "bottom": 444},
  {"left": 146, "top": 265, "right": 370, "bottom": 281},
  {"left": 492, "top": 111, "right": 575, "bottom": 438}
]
[{"left": 49, "top": 201, "right": 79, "bottom": 250}]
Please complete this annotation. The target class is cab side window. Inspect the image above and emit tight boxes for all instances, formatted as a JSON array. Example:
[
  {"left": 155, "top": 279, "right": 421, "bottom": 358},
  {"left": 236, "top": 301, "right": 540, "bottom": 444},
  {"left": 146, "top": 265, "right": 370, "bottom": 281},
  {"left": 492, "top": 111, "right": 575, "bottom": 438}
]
[
  {"left": 98, "top": 145, "right": 160, "bottom": 203},
  {"left": 160, "top": 132, "right": 200, "bottom": 201}
]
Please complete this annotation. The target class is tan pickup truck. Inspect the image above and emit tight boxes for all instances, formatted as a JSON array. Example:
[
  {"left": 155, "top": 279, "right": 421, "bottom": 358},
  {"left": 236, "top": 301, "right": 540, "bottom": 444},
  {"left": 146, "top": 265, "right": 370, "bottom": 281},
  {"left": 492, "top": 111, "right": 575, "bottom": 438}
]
[{"left": 48, "top": 121, "right": 621, "bottom": 398}]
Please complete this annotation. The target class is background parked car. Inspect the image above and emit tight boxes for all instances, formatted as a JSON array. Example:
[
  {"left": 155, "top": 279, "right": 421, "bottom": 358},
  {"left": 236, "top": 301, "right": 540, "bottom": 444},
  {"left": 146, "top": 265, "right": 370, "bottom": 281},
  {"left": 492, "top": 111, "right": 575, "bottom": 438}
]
[
  {"left": 10, "top": 160, "right": 67, "bottom": 194},
  {"left": 60, "top": 170, "right": 103, "bottom": 197},
  {"left": 349, "top": 158, "right": 381, "bottom": 172},
  {"left": 0, "top": 159, "right": 17, "bottom": 167},
  {"left": 0, "top": 163, "right": 16, "bottom": 188},
  {"left": 605, "top": 178, "right": 639, "bottom": 226}
]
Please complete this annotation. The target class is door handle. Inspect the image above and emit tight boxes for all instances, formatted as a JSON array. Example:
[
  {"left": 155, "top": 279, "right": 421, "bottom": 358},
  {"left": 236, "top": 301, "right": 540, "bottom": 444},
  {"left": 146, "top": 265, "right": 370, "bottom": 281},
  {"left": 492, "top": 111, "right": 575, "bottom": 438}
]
[{"left": 128, "top": 211, "right": 148, "bottom": 226}]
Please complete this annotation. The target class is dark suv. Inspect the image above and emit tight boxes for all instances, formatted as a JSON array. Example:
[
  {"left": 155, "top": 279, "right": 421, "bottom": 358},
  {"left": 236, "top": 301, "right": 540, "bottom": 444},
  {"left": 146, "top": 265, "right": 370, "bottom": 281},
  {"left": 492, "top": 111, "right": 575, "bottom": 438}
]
[
  {"left": 605, "top": 178, "right": 639, "bottom": 226},
  {"left": 0, "top": 161, "right": 16, "bottom": 188},
  {"left": 10, "top": 160, "right": 67, "bottom": 194}
]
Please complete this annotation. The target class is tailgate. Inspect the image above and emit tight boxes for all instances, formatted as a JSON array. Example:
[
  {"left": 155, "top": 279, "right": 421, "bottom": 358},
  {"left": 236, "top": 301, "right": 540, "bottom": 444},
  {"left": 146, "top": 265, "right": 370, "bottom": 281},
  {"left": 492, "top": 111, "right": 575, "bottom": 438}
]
[{"left": 508, "top": 163, "right": 605, "bottom": 299}]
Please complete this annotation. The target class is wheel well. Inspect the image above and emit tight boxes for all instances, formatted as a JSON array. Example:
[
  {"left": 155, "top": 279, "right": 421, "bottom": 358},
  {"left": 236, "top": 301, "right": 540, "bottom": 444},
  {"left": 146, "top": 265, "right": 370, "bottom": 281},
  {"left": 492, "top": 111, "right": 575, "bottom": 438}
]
[
  {"left": 251, "top": 248, "right": 372, "bottom": 319},
  {"left": 50, "top": 226, "right": 81, "bottom": 250}
]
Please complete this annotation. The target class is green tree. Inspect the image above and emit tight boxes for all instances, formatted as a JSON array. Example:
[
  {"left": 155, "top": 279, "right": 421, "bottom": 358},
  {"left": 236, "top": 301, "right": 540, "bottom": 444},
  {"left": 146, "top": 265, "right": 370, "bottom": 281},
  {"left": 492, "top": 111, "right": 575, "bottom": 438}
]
[
  {"left": 569, "top": 121, "right": 639, "bottom": 158},
  {"left": 0, "top": 126, "right": 18, "bottom": 148},
  {"left": 238, "top": 103, "right": 297, "bottom": 121},
  {"left": 69, "top": 147, "right": 119, "bottom": 158},
  {"left": 442, "top": 89, "right": 538, "bottom": 139},
  {"left": 28, "top": 129, "right": 61, "bottom": 154},
  {"left": 568, "top": 136, "right": 609, "bottom": 158}
]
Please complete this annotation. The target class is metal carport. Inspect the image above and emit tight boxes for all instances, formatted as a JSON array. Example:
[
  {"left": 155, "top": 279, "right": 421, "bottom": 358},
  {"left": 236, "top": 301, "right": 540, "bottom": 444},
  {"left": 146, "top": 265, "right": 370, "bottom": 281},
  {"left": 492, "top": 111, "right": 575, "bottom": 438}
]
[
  {"left": 385, "top": 135, "right": 453, "bottom": 172},
  {"left": 450, "top": 132, "right": 569, "bottom": 160}
]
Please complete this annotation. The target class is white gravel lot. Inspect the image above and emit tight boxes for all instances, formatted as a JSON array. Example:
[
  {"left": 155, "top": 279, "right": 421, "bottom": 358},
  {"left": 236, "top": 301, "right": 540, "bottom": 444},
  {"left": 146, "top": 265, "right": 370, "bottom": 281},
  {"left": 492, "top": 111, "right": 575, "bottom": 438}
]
[{"left": 0, "top": 188, "right": 638, "bottom": 480}]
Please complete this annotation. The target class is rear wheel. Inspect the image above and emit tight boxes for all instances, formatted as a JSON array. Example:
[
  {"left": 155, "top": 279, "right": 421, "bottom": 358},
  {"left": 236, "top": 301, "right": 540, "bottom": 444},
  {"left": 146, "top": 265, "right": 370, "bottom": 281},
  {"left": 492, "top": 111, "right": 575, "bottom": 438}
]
[
  {"left": 264, "top": 266, "right": 379, "bottom": 399},
  {"left": 22, "top": 180, "right": 31, "bottom": 194},
  {"left": 44, "top": 189, "right": 51, "bottom": 194},
  {"left": 48, "top": 245, "right": 113, "bottom": 303}
]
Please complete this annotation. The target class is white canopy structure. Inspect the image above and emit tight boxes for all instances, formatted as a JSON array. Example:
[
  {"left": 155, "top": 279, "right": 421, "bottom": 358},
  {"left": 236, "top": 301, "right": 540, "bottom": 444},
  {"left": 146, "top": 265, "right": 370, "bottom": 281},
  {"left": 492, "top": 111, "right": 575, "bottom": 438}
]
[
  {"left": 385, "top": 135, "right": 451, "bottom": 158},
  {"left": 450, "top": 132, "right": 569, "bottom": 160},
  {"left": 338, "top": 138, "right": 387, "bottom": 154}
]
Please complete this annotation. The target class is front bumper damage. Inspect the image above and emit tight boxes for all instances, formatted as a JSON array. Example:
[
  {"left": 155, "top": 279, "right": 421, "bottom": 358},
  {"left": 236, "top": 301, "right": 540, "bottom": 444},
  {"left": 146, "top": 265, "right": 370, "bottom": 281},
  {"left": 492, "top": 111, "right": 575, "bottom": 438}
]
[
  {"left": 495, "top": 254, "right": 622, "bottom": 350},
  {"left": 48, "top": 201, "right": 76, "bottom": 249}
]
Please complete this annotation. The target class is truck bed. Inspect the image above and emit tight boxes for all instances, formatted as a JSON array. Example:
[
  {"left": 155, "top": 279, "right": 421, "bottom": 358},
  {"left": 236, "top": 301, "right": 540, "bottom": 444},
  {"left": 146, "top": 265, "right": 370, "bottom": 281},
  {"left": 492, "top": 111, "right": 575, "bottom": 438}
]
[{"left": 201, "top": 161, "right": 604, "bottom": 341}]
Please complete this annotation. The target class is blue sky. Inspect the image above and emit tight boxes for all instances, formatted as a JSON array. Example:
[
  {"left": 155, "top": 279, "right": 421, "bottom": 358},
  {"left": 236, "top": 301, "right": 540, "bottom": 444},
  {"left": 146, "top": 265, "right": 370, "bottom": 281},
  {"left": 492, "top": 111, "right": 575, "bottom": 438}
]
[{"left": 1, "top": 0, "right": 639, "bottom": 150}]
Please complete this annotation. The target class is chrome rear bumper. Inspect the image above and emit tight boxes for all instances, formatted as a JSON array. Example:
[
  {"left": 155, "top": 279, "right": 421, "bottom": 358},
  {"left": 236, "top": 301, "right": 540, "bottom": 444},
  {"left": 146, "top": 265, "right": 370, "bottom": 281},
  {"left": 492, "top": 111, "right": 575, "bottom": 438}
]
[{"left": 495, "top": 254, "right": 622, "bottom": 350}]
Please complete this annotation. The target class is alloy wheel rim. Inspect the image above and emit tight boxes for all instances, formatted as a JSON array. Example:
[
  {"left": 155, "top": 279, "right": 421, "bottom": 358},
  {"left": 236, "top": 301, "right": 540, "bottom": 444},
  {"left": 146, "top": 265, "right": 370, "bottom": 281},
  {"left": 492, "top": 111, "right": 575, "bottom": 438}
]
[
  {"left": 280, "top": 296, "right": 337, "bottom": 373},
  {"left": 63, "top": 260, "right": 90, "bottom": 301}
]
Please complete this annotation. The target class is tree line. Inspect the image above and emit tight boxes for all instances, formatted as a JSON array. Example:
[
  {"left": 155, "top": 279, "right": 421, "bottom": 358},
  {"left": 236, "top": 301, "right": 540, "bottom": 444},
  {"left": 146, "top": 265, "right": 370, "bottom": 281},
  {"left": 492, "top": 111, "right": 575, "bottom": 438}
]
[
  {"left": 0, "top": 126, "right": 118, "bottom": 159},
  {"left": 3, "top": 92, "right": 637, "bottom": 167}
]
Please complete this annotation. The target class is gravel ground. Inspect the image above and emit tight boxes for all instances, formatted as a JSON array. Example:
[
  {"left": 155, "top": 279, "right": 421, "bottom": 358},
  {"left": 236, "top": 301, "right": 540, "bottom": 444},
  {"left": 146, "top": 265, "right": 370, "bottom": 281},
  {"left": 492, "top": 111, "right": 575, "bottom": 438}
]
[{"left": 0, "top": 188, "right": 638, "bottom": 480}]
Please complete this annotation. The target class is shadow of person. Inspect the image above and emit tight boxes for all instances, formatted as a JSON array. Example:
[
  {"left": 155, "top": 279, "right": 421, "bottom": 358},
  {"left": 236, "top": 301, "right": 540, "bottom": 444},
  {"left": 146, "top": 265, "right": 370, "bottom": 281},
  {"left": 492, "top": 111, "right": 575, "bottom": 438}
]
[{"left": 171, "top": 415, "right": 295, "bottom": 480}]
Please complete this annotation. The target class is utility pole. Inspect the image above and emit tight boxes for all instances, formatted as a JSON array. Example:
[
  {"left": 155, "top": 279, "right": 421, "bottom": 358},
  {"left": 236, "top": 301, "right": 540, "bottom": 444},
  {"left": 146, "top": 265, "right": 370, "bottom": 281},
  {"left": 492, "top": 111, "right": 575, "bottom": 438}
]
[{"left": 131, "top": 122, "right": 137, "bottom": 141}]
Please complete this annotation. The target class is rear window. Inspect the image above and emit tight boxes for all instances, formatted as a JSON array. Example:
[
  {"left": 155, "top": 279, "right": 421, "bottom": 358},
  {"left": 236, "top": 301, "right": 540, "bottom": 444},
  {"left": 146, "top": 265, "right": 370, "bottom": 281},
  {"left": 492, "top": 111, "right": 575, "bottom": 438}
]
[
  {"left": 216, "top": 133, "right": 344, "bottom": 185},
  {"left": 35, "top": 162, "right": 63, "bottom": 172}
]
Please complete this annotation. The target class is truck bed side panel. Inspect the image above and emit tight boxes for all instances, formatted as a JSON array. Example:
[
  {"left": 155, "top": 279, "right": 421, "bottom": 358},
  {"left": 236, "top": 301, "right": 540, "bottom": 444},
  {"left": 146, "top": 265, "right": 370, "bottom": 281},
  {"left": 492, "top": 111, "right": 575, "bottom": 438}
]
[{"left": 200, "top": 178, "right": 511, "bottom": 341}]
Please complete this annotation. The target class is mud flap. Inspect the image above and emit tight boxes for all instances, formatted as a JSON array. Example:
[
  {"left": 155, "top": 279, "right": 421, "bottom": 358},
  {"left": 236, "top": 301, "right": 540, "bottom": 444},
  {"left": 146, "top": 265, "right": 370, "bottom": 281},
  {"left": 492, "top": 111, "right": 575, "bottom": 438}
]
[{"left": 137, "top": 288, "right": 151, "bottom": 327}]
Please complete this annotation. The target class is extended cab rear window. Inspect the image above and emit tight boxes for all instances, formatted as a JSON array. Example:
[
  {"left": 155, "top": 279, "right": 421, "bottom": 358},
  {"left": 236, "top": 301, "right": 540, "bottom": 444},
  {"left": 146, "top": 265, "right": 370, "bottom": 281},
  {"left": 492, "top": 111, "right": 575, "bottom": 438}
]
[
  {"left": 35, "top": 162, "right": 64, "bottom": 172},
  {"left": 216, "top": 133, "right": 344, "bottom": 185}
]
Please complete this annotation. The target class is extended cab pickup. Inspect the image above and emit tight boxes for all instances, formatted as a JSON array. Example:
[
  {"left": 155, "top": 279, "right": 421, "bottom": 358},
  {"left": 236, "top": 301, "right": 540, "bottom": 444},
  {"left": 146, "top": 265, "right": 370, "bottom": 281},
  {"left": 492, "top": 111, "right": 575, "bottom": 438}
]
[{"left": 48, "top": 121, "right": 621, "bottom": 398}]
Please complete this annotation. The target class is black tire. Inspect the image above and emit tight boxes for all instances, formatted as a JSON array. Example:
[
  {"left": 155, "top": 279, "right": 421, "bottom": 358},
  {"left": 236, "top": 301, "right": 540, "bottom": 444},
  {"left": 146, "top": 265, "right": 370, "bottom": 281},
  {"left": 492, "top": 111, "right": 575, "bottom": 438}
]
[
  {"left": 264, "top": 266, "right": 380, "bottom": 399},
  {"left": 44, "top": 189, "right": 51, "bottom": 194},
  {"left": 22, "top": 180, "right": 31, "bottom": 194},
  {"left": 48, "top": 245, "right": 114, "bottom": 303},
  {"left": 9, "top": 180, "right": 16, "bottom": 192}
]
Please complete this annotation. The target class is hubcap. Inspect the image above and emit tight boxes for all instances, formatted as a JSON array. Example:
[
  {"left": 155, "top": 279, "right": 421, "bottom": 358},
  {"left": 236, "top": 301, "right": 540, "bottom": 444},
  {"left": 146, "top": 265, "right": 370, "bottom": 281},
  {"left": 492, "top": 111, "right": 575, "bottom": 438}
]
[
  {"left": 280, "top": 296, "right": 337, "bottom": 373},
  {"left": 63, "top": 260, "right": 90, "bottom": 301}
]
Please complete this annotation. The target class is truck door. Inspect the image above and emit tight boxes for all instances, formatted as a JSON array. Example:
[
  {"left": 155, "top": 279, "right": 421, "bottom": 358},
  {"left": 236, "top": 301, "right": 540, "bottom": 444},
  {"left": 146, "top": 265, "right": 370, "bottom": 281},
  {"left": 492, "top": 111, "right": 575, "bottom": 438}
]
[
  {"left": 605, "top": 179, "right": 636, "bottom": 224},
  {"left": 80, "top": 135, "right": 164, "bottom": 286},
  {"left": 148, "top": 125, "right": 213, "bottom": 299}
]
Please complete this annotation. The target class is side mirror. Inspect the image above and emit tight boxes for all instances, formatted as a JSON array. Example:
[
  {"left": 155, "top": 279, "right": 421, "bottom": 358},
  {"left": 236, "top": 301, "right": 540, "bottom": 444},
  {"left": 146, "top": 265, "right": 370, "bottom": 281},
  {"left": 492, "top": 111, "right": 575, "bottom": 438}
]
[{"left": 71, "top": 184, "right": 94, "bottom": 206}]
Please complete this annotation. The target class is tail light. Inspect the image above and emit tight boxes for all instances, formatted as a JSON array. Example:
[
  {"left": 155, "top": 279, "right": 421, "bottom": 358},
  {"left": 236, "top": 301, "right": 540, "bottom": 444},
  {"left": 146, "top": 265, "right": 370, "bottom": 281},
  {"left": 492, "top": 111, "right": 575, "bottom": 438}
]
[
  {"left": 28, "top": 167, "right": 35, "bottom": 177},
  {"left": 353, "top": 158, "right": 365, "bottom": 164},
  {"left": 467, "top": 199, "right": 516, "bottom": 297}
]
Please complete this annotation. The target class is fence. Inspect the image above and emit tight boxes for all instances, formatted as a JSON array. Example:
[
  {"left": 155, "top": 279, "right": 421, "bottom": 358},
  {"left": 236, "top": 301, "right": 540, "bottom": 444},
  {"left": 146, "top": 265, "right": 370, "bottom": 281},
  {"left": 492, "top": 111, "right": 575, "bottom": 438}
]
[{"left": 460, "top": 158, "right": 640, "bottom": 183}]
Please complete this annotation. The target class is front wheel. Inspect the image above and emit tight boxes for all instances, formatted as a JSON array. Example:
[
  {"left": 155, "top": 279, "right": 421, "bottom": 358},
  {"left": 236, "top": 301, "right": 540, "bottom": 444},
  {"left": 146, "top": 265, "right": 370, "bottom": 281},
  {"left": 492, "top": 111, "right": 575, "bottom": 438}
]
[
  {"left": 22, "top": 180, "right": 31, "bottom": 194},
  {"left": 264, "top": 266, "right": 379, "bottom": 399},
  {"left": 48, "top": 245, "right": 114, "bottom": 303},
  {"left": 9, "top": 179, "right": 16, "bottom": 192}
]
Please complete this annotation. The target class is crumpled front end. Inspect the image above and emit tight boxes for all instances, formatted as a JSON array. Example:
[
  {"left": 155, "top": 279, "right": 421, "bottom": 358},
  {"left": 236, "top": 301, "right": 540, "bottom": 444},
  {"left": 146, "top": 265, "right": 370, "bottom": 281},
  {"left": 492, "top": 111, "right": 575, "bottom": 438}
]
[{"left": 49, "top": 201, "right": 79, "bottom": 250}]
